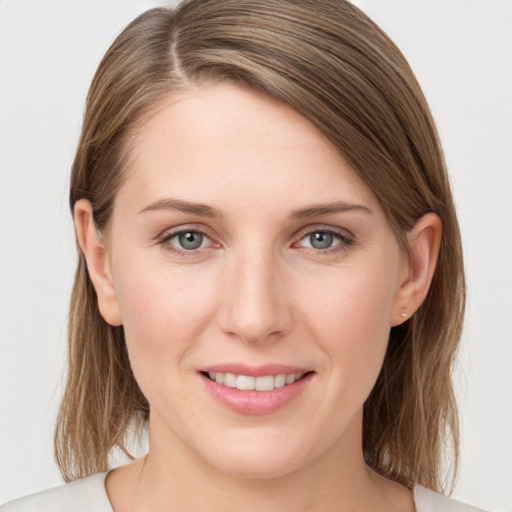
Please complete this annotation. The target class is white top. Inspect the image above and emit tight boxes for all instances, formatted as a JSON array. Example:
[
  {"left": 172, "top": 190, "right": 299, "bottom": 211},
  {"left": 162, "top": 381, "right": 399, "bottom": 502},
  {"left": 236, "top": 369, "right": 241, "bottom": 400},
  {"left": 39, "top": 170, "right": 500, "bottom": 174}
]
[{"left": 0, "top": 472, "right": 489, "bottom": 511}]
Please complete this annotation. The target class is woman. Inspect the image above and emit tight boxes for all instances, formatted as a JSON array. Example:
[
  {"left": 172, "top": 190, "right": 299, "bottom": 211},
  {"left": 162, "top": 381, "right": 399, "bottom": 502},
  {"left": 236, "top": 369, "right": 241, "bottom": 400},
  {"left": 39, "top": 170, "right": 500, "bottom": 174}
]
[{"left": 1, "top": 1, "right": 489, "bottom": 510}]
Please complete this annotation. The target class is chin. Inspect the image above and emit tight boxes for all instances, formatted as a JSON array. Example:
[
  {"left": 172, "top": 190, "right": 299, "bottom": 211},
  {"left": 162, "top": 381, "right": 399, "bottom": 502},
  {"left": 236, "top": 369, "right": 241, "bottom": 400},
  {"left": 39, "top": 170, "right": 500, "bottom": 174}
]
[
  {"left": 195, "top": 428, "right": 317, "bottom": 480},
  {"left": 214, "top": 452, "right": 306, "bottom": 480}
]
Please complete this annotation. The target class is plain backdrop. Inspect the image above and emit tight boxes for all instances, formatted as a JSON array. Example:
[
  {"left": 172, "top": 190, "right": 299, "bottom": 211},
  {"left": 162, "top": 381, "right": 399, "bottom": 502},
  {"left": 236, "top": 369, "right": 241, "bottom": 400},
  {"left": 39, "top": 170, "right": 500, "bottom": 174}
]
[{"left": 0, "top": 1, "right": 511, "bottom": 510}]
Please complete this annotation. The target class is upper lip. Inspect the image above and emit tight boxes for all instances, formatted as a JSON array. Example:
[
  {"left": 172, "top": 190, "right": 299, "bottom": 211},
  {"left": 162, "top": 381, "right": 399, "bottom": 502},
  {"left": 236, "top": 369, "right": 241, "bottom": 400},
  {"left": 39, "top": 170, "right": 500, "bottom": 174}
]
[{"left": 199, "top": 363, "right": 312, "bottom": 377}]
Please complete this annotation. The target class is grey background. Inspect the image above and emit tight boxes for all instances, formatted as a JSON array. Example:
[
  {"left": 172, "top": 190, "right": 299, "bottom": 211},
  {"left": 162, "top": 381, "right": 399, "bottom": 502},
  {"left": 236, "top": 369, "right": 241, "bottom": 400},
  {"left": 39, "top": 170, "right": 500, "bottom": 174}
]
[{"left": 1, "top": 1, "right": 511, "bottom": 510}]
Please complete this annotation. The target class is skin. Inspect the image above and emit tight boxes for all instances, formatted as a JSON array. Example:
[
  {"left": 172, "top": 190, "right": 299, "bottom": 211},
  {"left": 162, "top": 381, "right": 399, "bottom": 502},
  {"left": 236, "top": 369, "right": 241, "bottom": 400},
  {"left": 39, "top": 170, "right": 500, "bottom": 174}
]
[{"left": 75, "top": 83, "right": 441, "bottom": 512}]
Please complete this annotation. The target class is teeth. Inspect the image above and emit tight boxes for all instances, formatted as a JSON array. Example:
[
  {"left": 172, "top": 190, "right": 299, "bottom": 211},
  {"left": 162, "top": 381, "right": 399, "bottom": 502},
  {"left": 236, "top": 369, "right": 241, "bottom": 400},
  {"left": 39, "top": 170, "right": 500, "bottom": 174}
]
[
  {"left": 224, "top": 373, "right": 237, "bottom": 388},
  {"left": 274, "top": 373, "right": 286, "bottom": 388},
  {"left": 209, "top": 371, "right": 306, "bottom": 391},
  {"left": 236, "top": 375, "right": 255, "bottom": 390},
  {"left": 255, "top": 375, "right": 274, "bottom": 391},
  {"left": 285, "top": 373, "right": 296, "bottom": 385}
]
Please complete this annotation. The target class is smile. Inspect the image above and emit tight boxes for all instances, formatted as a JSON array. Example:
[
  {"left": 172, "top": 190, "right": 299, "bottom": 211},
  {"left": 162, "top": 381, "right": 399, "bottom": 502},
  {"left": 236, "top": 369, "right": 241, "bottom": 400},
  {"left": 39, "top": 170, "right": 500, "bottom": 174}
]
[{"left": 206, "top": 371, "right": 305, "bottom": 391}]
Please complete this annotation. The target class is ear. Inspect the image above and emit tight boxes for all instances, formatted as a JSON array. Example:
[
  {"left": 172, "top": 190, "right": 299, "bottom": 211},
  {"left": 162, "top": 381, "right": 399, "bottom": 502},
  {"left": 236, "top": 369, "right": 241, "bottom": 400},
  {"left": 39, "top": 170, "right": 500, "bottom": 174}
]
[
  {"left": 391, "top": 213, "right": 442, "bottom": 326},
  {"left": 74, "top": 199, "right": 123, "bottom": 326}
]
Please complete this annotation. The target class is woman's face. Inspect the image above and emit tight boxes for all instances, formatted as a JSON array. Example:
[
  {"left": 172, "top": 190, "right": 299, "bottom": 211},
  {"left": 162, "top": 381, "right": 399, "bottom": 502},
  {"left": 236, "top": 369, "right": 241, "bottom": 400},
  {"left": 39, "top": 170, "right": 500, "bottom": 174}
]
[{"left": 103, "top": 83, "right": 409, "bottom": 478}]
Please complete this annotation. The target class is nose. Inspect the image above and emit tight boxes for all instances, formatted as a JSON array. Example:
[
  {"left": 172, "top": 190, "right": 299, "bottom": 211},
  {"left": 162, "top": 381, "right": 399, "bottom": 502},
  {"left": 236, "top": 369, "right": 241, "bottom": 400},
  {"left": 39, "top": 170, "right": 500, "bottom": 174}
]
[{"left": 218, "top": 249, "right": 292, "bottom": 345}]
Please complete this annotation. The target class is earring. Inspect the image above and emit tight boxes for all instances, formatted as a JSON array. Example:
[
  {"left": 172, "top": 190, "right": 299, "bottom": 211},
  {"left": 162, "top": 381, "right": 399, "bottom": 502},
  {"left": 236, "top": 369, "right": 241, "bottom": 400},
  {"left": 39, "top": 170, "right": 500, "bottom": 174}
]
[{"left": 400, "top": 312, "right": 407, "bottom": 318}]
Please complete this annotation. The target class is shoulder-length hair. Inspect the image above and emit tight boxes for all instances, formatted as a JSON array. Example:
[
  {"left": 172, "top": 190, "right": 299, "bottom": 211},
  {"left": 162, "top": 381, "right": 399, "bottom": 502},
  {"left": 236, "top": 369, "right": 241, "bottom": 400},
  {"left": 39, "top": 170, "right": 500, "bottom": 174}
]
[{"left": 56, "top": 0, "right": 465, "bottom": 492}]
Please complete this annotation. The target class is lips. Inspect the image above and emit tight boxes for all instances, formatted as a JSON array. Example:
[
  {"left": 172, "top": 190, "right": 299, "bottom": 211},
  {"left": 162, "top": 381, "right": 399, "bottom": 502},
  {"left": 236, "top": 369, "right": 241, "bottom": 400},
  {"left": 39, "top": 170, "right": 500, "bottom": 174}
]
[{"left": 199, "top": 364, "right": 314, "bottom": 415}]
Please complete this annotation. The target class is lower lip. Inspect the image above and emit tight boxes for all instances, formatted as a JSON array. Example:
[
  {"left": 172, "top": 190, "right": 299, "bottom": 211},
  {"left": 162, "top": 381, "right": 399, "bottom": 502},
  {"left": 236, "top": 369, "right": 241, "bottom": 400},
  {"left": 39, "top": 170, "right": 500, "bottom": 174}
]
[{"left": 201, "top": 373, "right": 313, "bottom": 415}]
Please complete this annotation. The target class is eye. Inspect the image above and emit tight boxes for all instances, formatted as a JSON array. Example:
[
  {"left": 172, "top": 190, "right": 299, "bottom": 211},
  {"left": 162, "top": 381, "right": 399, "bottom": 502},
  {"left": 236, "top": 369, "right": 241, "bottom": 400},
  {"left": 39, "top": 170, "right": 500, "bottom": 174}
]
[
  {"left": 296, "top": 228, "right": 353, "bottom": 252},
  {"left": 303, "top": 231, "right": 338, "bottom": 250},
  {"left": 175, "top": 231, "right": 207, "bottom": 250},
  {"left": 160, "top": 228, "right": 213, "bottom": 252}
]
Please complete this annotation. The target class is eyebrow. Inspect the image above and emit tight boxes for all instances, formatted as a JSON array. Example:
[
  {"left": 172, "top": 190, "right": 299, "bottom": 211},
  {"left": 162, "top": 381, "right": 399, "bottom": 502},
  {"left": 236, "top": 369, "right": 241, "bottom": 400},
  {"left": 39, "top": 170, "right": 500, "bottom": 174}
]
[
  {"left": 138, "top": 198, "right": 222, "bottom": 218},
  {"left": 138, "top": 198, "right": 372, "bottom": 219},
  {"left": 291, "top": 201, "right": 373, "bottom": 218}
]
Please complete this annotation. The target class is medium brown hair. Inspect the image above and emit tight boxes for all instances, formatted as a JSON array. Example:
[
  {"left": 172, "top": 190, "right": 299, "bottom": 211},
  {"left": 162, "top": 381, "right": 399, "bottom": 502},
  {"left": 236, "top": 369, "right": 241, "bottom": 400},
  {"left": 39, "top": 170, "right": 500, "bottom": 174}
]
[{"left": 56, "top": 0, "right": 465, "bottom": 492}]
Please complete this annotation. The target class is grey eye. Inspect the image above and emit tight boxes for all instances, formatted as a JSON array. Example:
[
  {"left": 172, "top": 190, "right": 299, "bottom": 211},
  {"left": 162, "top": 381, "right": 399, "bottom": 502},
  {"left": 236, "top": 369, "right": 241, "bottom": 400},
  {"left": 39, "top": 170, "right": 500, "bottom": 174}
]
[
  {"left": 308, "top": 232, "right": 334, "bottom": 249},
  {"left": 178, "top": 231, "right": 204, "bottom": 250}
]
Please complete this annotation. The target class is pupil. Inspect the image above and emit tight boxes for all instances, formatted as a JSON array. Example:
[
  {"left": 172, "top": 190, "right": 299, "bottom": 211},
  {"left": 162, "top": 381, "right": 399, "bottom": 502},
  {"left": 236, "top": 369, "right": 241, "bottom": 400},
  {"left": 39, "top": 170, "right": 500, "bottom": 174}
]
[
  {"left": 179, "top": 231, "right": 203, "bottom": 250},
  {"left": 310, "top": 232, "right": 333, "bottom": 249}
]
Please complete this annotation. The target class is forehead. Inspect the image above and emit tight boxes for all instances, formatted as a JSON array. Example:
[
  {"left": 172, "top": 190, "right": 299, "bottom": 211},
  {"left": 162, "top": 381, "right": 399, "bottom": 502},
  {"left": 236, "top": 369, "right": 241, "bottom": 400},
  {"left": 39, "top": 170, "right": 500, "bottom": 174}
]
[{"left": 118, "top": 82, "right": 382, "bottom": 217}]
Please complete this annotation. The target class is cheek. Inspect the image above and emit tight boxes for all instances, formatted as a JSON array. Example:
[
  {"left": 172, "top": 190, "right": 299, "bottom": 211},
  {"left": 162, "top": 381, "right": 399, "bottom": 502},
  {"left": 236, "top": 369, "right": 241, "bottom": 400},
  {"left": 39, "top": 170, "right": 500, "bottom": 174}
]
[
  {"left": 112, "top": 256, "right": 218, "bottom": 372},
  {"left": 112, "top": 265, "right": 219, "bottom": 423},
  {"left": 299, "top": 264, "right": 397, "bottom": 397},
  {"left": 302, "top": 265, "right": 396, "bottom": 341}
]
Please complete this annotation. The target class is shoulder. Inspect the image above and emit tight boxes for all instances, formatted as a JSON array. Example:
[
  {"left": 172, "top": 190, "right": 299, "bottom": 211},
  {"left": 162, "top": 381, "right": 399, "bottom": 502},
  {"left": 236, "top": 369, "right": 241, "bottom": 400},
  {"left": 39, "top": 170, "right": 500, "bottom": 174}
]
[
  {"left": 414, "top": 486, "right": 489, "bottom": 512},
  {"left": 0, "top": 472, "right": 112, "bottom": 512}
]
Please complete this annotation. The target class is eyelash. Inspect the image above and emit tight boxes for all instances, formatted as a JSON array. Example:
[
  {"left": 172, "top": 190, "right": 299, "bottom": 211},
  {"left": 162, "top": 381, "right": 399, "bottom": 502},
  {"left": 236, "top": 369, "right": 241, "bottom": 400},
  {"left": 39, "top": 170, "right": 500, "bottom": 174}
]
[
  {"left": 294, "top": 227, "right": 354, "bottom": 255},
  {"left": 156, "top": 226, "right": 354, "bottom": 257},
  {"left": 157, "top": 226, "right": 214, "bottom": 257}
]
